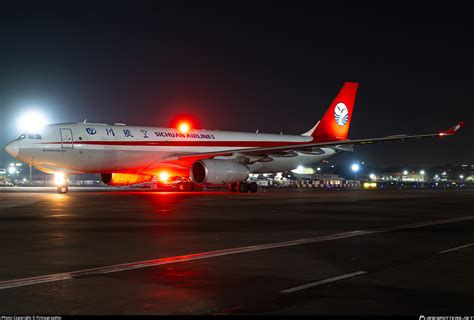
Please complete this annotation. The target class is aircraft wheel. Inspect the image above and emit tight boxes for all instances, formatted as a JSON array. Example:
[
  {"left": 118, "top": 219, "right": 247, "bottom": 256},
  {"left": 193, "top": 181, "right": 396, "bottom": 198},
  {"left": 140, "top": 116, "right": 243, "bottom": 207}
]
[
  {"left": 249, "top": 182, "right": 258, "bottom": 193},
  {"left": 229, "top": 183, "right": 238, "bottom": 192},
  {"left": 183, "top": 182, "right": 193, "bottom": 192},
  {"left": 238, "top": 182, "right": 249, "bottom": 193},
  {"left": 192, "top": 183, "right": 203, "bottom": 192},
  {"left": 57, "top": 186, "right": 68, "bottom": 194},
  {"left": 178, "top": 182, "right": 192, "bottom": 192}
]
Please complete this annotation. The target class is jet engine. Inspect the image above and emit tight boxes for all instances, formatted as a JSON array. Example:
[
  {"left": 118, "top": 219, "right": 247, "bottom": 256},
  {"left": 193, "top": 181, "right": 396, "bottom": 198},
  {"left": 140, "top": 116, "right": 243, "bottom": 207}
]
[
  {"left": 101, "top": 173, "right": 153, "bottom": 186},
  {"left": 191, "top": 159, "right": 249, "bottom": 184}
]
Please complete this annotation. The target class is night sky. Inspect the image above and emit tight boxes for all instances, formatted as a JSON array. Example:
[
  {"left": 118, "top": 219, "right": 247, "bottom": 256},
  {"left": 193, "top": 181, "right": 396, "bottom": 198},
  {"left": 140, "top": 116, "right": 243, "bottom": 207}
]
[{"left": 1, "top": 2, "right": 473, "bottom": 166}]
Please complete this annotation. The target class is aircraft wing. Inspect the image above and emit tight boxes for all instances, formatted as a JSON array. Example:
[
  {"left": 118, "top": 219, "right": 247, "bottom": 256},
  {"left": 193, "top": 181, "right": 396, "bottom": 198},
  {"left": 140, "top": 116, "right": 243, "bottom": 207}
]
[{"left": 161, "top": 121, "right": 464, "bottom": 166}]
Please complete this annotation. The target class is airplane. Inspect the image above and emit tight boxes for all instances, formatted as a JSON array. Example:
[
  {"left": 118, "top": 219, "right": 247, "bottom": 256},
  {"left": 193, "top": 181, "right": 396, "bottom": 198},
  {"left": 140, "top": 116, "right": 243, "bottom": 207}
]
[{"left": 3, "top": 82, "right": 464, "bottom": 194}]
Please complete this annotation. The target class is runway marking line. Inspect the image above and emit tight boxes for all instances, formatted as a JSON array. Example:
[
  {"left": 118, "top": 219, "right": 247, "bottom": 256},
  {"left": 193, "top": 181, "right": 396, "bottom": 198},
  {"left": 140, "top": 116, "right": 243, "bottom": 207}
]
[
  {"left": 0, "top": 215, "right": 472, "bottom": 290},
  {"left": 437, "top": 242, "right": 474, "bottom": 254},
  {"left": 280, "top": 271, "right": 367, "bottom": 293}
]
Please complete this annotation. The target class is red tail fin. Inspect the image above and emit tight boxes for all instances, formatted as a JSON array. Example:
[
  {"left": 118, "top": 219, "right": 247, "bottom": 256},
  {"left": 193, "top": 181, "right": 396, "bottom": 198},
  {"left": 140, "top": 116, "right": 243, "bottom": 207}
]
[{"left": 302, "top": 82, "right": 359, "bottom": 141}]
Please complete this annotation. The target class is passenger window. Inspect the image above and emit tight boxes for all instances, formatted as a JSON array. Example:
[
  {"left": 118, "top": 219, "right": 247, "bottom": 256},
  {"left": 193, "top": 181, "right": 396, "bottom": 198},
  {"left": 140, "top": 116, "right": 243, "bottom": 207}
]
[
  {"left": 27, "top": 134, "right": 35, "bottom": 139},
  {"left": 34, "top": 134, "right": 42, "bottom": 139}
]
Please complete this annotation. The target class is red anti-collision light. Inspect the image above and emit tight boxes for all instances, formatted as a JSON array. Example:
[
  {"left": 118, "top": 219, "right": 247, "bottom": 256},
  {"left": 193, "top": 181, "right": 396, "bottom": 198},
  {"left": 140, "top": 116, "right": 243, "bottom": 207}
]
[{"left": 178, "top": 122, "right": 191, "bottom": 133}]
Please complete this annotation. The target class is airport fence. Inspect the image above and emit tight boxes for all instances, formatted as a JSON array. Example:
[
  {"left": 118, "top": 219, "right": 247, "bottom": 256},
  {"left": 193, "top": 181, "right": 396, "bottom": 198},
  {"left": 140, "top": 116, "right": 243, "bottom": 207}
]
[{"left": 291, "top": 180, "right": 361, "bottom": 188}]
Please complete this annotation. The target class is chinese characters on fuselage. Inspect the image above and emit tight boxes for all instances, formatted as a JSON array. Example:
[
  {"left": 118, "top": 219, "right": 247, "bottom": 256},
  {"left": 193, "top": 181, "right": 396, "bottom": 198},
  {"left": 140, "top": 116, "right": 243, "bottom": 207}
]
[{"left": 85, "top": 128, "right": 216, "bottom": 139}]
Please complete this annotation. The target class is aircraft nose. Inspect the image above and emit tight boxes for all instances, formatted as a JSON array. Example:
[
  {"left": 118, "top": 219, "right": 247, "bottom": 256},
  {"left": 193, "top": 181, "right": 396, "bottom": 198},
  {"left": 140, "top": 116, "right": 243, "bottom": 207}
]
[{"left": 4, "top": 141, "right": 19, "bottom": 158}]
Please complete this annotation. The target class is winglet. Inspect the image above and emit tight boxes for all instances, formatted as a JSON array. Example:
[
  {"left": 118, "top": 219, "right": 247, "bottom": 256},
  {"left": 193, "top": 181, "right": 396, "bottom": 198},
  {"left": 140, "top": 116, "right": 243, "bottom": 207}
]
[{"left": 438, "top": 121, "right": 464, "bottom": 136}]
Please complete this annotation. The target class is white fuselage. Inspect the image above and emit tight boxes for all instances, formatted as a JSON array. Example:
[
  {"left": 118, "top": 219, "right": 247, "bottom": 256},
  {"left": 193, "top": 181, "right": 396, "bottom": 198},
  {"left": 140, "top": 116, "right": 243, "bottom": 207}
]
[{"left": 8, "top": 123, "right": 338, "bottom": 176}]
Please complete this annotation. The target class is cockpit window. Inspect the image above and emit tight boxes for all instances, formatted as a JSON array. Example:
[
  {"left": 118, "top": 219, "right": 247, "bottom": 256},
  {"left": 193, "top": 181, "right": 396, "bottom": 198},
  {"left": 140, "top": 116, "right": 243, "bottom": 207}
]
[{"left": 18, "top": 133, "right": 42, "bottom": 140}]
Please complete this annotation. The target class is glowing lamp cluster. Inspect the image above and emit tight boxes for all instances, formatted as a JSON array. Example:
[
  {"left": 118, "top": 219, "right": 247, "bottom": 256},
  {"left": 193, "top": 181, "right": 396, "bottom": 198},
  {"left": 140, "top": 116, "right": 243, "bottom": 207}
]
[{"left": 291, "top": 165, "right": 316, "bottom": 174}]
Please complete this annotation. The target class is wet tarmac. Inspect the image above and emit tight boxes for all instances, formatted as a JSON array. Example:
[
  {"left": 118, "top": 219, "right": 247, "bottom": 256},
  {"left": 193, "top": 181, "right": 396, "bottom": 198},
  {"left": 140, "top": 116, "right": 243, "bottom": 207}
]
[{"left": 0, "top": 188, "right": 473, "bottom": 315}]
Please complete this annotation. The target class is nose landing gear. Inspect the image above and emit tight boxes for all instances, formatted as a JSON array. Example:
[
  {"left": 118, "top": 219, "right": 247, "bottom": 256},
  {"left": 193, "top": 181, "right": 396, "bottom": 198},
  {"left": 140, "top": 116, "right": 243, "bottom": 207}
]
[
  {"left": 57, "top": 185, "right": 69, "bottom": 194},
  {"left": 54, "top": 173, "right": 68, "bottom": 194}
]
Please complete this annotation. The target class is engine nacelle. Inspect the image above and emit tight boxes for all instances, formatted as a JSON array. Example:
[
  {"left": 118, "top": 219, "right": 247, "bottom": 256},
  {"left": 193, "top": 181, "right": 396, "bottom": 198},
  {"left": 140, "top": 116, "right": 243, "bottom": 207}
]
[
  {"left": 191, "top": 159, "right": 249, "bottom": 184},
  {"left": 101, "top": 173, "right": 153, "bottom": 186}
]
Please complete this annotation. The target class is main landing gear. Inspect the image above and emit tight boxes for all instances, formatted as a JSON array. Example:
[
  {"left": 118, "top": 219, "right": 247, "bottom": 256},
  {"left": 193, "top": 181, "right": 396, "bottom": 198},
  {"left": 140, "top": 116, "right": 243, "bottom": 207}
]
[
  {"left": 229, "top": 181, "right": 258, "bottom": 193},
  {"left": 177, "top": 181, "right": 203, "bottom": 192}
]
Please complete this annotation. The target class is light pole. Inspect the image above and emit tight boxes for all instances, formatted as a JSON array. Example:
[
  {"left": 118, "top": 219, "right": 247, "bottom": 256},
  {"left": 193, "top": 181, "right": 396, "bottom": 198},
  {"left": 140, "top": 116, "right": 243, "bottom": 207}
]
[{"left": 420, "top": 170, "right": 425, "bottom": 182}]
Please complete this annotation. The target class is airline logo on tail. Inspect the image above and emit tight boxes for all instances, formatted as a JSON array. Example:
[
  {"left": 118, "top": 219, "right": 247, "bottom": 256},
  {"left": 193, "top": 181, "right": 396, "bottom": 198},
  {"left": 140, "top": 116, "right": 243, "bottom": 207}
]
[
  {"left": 334, "top": 102, "right": 349, "bottom": 126},
  {"left": 305, "top": 82, "right": 358, "bottom": 141}
]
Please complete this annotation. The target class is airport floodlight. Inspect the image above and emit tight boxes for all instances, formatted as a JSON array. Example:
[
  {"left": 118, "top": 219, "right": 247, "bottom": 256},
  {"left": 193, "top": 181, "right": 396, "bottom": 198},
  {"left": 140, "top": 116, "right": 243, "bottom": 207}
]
[
  {"left": 351, "top": 163, "right": 360, "bottom": 172},
  {"left": 17, "top": 110, "right": 48, "bottom": 132},
  {"left": 403, "top": 170, "right": 408, "bottom": 175},
  {"left": 8, "top": 166, "right": 16, "bottom": 174},
  {"left": 420, "top": 170, "right": 425, "bottom": 175},
  {"left": 369, "top": 173, "right": 376, "bottom": 180}
]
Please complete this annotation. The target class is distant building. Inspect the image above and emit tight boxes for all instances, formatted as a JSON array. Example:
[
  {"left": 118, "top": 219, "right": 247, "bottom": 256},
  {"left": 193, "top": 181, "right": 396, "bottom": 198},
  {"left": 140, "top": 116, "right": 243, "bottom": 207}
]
[{"left": 311, "top": 173, "right": 345, "bottom": 185}]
